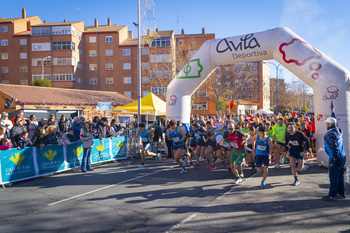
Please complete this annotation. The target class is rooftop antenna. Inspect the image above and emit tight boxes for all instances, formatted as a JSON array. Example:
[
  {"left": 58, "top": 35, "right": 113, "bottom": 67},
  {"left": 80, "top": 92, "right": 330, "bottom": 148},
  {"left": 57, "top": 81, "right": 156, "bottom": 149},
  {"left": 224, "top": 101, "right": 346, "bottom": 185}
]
[
  {"left": 75, "top": 7, "right": 83, "bottom": 20},
  {"left": 177, "top": 7, "right": 179, "bottom": 34}
]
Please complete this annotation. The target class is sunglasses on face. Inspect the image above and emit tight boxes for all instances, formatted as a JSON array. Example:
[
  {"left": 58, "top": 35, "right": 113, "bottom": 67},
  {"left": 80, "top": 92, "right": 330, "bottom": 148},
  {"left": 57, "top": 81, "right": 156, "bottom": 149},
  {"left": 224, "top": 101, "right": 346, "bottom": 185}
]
[
  {"left": 228, "top": 128, "right": 234, "bottom": 130},
  {"left": 278, "top": 122, "right": 283, "bottom": 124}
]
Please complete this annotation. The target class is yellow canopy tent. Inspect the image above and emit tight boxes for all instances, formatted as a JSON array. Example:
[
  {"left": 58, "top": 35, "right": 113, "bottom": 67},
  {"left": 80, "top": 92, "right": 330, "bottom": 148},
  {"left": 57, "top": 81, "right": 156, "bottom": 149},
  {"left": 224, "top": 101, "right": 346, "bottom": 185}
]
[{"left": 112, "top": 93, "right": 166, "bottom": 116}]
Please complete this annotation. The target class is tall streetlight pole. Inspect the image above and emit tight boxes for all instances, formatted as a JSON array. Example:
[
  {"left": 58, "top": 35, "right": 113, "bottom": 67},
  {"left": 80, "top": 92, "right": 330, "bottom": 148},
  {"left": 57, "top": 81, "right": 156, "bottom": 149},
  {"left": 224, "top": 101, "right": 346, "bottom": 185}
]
[
  {"left": 137, "top": 0, "right": 142, "bottom": 125},
  {"left": 42, "top": 56, "right": 51, "bottom": 80},
  {"left": 269, "top": 62, "right": 281, "bottom": 114}
]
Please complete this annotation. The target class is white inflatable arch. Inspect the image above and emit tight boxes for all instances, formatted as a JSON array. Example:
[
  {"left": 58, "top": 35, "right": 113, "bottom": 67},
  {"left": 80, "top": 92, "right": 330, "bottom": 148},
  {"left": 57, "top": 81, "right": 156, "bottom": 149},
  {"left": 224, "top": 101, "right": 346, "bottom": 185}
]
[{"left": 166, "top": 27, "right": 350, "bottom": 166}]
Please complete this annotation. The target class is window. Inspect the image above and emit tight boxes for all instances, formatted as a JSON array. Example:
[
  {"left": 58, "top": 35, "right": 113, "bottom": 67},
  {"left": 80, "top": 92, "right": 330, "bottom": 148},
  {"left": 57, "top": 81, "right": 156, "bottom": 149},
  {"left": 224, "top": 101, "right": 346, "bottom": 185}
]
[
  {"left": 20, "top": 66, "right": 27, "bottom": 72},
  {"left": 52, "top": 26, "right": 75, "bottom": 35},
  {"left": 1, "top": 67, "right": 8, "bottom": 73},
  {"left": 77, "top": 77, "right": 82, "bottom": 83},
  {"left": 1, "top": 26, "right": 8, "bottom": 32},
  {"left": 142, "top": 62, "right": 149, "bottom": 69},
  {"left": 123, "top": 77, "right": 131, "bottom": 84},
  {"left": 191, "top": 102, "right": 208, "bottom": 110},
  {"left": 31, "top": 27, "right": 50, "bottom": 36},
  {"left": 226, "top": 67, "right": 231, "bottom": 71},
  {"left": 32, "top": 73, "right": 52, "bottom": 81},
  {"left": 52, "top": 57, "right": 76, "bottom": 66},
  {"left": 20, "top": 80, "right": 28, "bottom": 85},
  {"left": 78, "top": 49, "right": 82, "bottom": 55},
  {"left": 89, "top": 36, "right": 96, "bottom": 43},
  {"left": 20, "top": 53, "right": 27, "bottom": 59},
  {"left": 124, "top": 91, "right": 131, "bottom": 98},
  {"left": 151, "top": 86, "right": 167, "bottom": 95},
  {"left": 216, "top": 74, "right": 221, "bottom": 78},
  {"left": 19, "top": 39, "right": 27, "bottom": 45},
  {"left": 52, "top": 42, "right": 75, "bottom": 50},
  {"left": 196, "top": 90, "right": 207, "bottom": 97},
  {"left": 150, "top": 54, "right": 172, "bottom": 63},
  {"left": 217, "top": 82, "right": 221, "bottom": 86},
  {"left": 226, "top": 81, "right": 231, "bottom": 85},
  {"left": 89, "top": 64, "right": 97, "bottom": 71},
  {"left": 151, "top": 37, "right": 171, "bottom": 47},
  {"left": 142, "top": 76, "right": 149, "bottom": 83},
  {"left": 142, "top": 91, "right": 150, "bottom": 97},
  {"left": 76, "top": 33, "right": 81, "bottom": 40},
  {"left": 151, "top": 70, "right": 171, "bottom": 79},
  {"left": 178, "top": 39, "right": 182, "bottom": 45},
  {"left": 123, "top": 63, "right": 131, "bottom": 70},
  {"left": 89, "top": 78, "right": 97, "bottom": 85},
  {"left": 105, "top": 36, "right": 112, "bottom": 42},
  {"left": 1, "top": 53, "right": 8, "bottom": 60},
  {"left": 32, "top": 58, "right": 51, "bottom": 66},
  {"left": 105, "top": 49, "right": 113, "bottom": 56},
  {"left": 123, "top": 49, "right": 130, "bottom": 56},
  {"left": 106, "top": 77, "right": 114, "bottom": 84},
  {"left": 1, "top": 40, "right": 8, "bottom": 46},
  {"left": 53, "top": 73, "right": 76, "bottom": 81},
  {"left": 2, "top": 80, "right": 9, "bottom": 84},
  {"left": 32, "top": 42, "right": 51, "bottom": 51},
  {"left": 77, "top": 62, "right": 83, "bottom": 69},
  {"left": 89, "top": 50, "right": 96, "bottom": 57},
  {"left": 142, "top": 48, "right": 149, "bottom": 55},
  {"left": 105, "top": 63, "right": 113, "bottom": 70}
]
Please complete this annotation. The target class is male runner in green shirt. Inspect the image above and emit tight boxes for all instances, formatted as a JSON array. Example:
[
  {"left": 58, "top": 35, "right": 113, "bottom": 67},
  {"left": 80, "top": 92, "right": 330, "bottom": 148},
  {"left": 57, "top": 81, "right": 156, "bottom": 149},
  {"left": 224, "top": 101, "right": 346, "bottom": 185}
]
[{"left": 272, "top": 117, "right": 287, "bottom": 169}]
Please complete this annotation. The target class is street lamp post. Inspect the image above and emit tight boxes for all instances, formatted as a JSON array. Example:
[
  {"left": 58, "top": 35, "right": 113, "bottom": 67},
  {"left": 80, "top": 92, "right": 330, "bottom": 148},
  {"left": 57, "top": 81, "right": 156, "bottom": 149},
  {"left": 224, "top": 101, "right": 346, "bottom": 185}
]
[
  {"left": 42, "top": 56, "right": 51, "bottom": 80},
  {"left": 269, "top": 62, "right": 281, "bottom": 114}
]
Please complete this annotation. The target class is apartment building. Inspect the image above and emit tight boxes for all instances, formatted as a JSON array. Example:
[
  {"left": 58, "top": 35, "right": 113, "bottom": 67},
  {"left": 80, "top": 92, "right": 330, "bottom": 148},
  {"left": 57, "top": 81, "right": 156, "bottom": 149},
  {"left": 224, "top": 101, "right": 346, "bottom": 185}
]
[{"left": 0, "top": 9, "right": 270, "bottom": 116}]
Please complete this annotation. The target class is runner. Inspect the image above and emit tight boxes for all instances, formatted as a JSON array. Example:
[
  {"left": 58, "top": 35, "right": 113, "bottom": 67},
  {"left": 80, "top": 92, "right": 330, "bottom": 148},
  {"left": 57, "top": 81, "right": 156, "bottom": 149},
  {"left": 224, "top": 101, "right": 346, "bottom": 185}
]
[
  {"left": 136, "top": 123, "right": 151, "bottom": 168},
  {"left": 285, "top": 123, "right": 310, "bottom": 186},
  {"left": 272, "top": 117, "right": 287, "bottom": 169},
  {"left": 167, "top": 120, "right": 188, "bottom": 174},
  {"left": 246, "top": 127, "right": 256, "bottom": 169},
  {"left": 190, "top": 123, "right": 207, "bottom": 169},
  {"left": 252, "top": 126, "right": 273, "bottom": 188},
  {"left": 221, "top": 122, "right": 250, "bottom": 184},
  {"left": 177, "top": 121, "right": 193, "bottom": 167}
]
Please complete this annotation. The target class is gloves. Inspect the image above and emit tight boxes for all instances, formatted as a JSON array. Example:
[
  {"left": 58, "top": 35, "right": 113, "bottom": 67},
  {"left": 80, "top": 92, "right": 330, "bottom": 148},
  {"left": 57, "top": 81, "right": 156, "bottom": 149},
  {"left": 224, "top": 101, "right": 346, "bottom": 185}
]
[{"left": 332, "top": 158, "right": 340, "bottom": 167}]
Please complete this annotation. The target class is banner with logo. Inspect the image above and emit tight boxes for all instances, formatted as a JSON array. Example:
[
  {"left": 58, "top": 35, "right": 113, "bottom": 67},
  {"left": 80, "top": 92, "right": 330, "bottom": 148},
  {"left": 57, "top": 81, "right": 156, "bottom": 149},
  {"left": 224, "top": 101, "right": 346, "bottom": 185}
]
[{"left": 0, "top": 136, "right": 128, "bottom": 185}]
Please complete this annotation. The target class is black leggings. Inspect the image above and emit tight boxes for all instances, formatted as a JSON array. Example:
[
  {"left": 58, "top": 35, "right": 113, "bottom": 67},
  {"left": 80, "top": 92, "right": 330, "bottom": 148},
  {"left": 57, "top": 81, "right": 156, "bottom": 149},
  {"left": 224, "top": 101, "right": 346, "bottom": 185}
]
[{"left": 166, "top": 139, "right": 173, "bottom": 158}]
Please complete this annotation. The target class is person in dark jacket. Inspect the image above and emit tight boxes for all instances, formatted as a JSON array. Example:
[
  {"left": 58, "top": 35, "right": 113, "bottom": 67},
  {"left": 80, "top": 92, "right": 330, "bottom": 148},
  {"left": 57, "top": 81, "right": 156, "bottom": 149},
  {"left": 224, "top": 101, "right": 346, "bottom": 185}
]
[
  {"left": 66, "top": 128, "right": 78, "bottom": 142},
  {"left": 72, "top": 117, "right": 83, "bottom": 140},
  {"left": 322, "top": 115, "right": 346, "bottom": 201},
  {"left": 31, "top": 127, "right": 47, "bottom": 150},
  {"left": 97, "top": 117, "right": 113, "bottom": 139},
  {"left": 58, "top": 115, "right": 71, "bottom": 133},
  {"left": 10, "top": 117, "right": 27, "bottom": 146},
  {"left": 45, "top": 125, "right": 59, "bottom": 144},
  {"left": 13, "top": 131, "right": 33, "bottom": 150}
]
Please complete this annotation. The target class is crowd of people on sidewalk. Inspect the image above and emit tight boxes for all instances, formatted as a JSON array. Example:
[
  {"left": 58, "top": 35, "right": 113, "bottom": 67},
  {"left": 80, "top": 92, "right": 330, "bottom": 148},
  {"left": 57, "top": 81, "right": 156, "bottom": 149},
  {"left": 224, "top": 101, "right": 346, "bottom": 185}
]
[{"left": 138, "top": 110, "right": 346, "bottom": 200}]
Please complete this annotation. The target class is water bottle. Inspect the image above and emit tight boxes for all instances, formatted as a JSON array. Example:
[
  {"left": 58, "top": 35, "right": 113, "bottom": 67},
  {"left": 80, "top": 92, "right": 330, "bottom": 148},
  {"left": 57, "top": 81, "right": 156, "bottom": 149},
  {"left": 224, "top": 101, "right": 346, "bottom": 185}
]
[{"left": 347, "top": 165, "right": 350, "bottom": 185}]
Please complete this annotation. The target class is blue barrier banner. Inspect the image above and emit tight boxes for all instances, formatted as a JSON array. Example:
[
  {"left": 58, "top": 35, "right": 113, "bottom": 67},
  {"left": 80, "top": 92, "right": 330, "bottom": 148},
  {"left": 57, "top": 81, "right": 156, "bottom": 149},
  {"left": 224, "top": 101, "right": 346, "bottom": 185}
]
[
  {"left": 36, "top": 145, "right": 65, "bottom": 175},
  {"left": 0, "top": 136, "right": 129, "bottom": 184},
  {"left": 66, "top": 142, "right": 83, "bottom": 169},
  {"left": 111, "top": 136, "right": 128, "bottom": 159},
  {"left": 0, "top": 147, "right": 36, "bottom": 183}
]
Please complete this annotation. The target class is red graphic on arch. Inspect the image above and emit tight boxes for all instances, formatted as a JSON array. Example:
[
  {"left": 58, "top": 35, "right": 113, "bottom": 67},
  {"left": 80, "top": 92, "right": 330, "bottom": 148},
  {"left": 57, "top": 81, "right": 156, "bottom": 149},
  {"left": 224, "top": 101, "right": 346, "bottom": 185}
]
[{"left": 279, "top": 38, "right": 322, "bottom": 66}]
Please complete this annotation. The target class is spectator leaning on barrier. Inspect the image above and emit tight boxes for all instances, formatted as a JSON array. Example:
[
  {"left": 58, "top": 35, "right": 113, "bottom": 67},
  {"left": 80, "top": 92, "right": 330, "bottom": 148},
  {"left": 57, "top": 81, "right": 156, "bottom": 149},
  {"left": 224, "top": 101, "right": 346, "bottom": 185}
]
[
  {"left": 58, "top": 115, "right": 71, "bottom": 133},
  {"left": 31, "top": 127, "right": 47, "bottom": 150},
  {"left": 66, "top": 127, "right": 78, "bottom": 142},
  {"left": 58, "top": 133, "right": 71, "bottom": 147},
  {"left": 322, "top": 116, "right": 346, "bottom": 201},
  {"left": 13, "top": 131, "right": 33, "bottom": 150},
  {"left": 28, "top": 114, "right": 38, "bottom": 139},
  {"left": 80, "top": 121, "right": 94, "bottom": 172},
  {"left": 97, "top": 117, "right": 113, "bottom": 139},
  {"left": 10, "top": 117, "right": 27, "bottom": 146},
  {"left": 72, "top": 116, "right": 83, "bottom": 140},
  {"left": 45, "top": 125, "right": 59, "bottom": 144},
  {"left": 0, "top": 137, "right": 11, "bottom": 150}
]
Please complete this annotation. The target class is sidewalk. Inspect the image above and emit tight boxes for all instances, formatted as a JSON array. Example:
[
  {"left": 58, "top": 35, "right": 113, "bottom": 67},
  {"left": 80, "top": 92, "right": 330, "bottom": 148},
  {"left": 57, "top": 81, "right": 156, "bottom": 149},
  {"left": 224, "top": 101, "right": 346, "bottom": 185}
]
[{"left": 169, "top": 159, "right": 350, "bottom": 233}]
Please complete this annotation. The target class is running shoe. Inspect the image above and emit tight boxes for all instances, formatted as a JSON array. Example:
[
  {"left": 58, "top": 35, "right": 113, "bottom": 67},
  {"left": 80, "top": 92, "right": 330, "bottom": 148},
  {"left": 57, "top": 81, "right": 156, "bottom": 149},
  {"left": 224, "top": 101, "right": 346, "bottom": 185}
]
[
  {"left": 183, "top": 157, "right": 188, "bottom": 167},
  {"left": 213, "top": 156, "right": 218, "bottom": 163},
  {"left": 139, "top": 164, "right": 144, "bottom": 168},
  {"left": 292, "top": 180, "right": 300, "bottom": 186},
  {"left": 281, "top": 156, "right": 285, "bottom": 164},
  {"left": 190, "top": 162, "right": 194, "bottom": 167},
  {"left": 322, "top": 195, "right": 337, "bottom": 201},
  {"left": 261, "top": 181, "right": 266, "bottom": 189},
  {"left": 199, "top": 156, "right": 205, "bottom": 161},
  {"left": 180, "top": 168, "right": 187, "bottom": 174},
  {"left": 233, "top": 177, "right": 242, "bottom": 184},
  {"left": 275, "top": 163, "right": 280, "bottom": 169},
  {"left": 337, "top": 195, "right": 346, "bottom": 200},
  {"left": 240, "top": 172, "right": 244, "bottom": 178},
  {"left": 194, "top": 164, "right": 201, "bottom": 169},
  {"left": 210, "top": 165, "right": 217, "bottom": 170}
]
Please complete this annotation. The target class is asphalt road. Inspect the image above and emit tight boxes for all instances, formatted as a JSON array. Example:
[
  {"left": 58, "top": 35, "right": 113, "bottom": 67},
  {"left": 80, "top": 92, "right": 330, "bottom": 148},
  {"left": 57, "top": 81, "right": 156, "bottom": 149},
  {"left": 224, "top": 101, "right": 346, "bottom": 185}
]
[{"left": 0, "top": 157, "right": 255, "bottom": 233}]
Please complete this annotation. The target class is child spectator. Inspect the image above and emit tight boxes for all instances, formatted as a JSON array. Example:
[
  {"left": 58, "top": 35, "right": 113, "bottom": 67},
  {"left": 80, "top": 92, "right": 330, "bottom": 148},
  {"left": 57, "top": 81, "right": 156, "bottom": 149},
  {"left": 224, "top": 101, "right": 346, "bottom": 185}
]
[
  {"left": 92, "top": 126, "right": 100, "bottom": 139},
  {"left": 32, "top": 127, "right": 47, "bottom": 150},
  {"left": 13, "top": 131, "right": 33, "bottom": 150},
  {"left": 67, "top": 128, "right": 78, "bottom": 142},
  {"left": 45, "top": 125, "right": 59, "bottom": 144},
  {"left": 0, "top": 126, "right": 7, "bottom": 139},
  {"left": 0, "top": 138, "right": 11, "bottom": 150},
  {"left": 58, "top": 133, "right": 71, "bottom": 147}
]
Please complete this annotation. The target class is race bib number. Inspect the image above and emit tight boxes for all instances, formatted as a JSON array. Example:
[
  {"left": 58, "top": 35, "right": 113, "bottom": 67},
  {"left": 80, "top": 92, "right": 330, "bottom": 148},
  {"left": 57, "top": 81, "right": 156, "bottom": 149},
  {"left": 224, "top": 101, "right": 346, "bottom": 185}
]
[
  {"left": 216, "top": 135, "right": 223, "bottom": 143},
  {"left": 223, "top": 141, "right": 230, "bottom": 147},
  {"left": 195, "top": 133, "right": 200, "bottom": 139},
  {"left": 257, "top": 145, "right": 267, "bottom": 151},
  {"left": 172, "top": 137, "right": 180, "bottom": 142},
  {"left": 142, "top": 138, "right": 148, "bottom": 142},
  {"left": 230, "top": 142, "right": 238, "bottom": 148},
  {"left": 289, "top": 140, "right": 299, "bottom": 146}
]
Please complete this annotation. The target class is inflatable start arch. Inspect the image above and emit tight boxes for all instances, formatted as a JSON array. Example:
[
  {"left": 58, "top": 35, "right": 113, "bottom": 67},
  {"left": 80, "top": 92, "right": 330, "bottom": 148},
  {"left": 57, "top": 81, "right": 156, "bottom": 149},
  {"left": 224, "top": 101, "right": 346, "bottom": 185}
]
[{"left": 166, "top": 27, "right": 350, "bottom": 166}]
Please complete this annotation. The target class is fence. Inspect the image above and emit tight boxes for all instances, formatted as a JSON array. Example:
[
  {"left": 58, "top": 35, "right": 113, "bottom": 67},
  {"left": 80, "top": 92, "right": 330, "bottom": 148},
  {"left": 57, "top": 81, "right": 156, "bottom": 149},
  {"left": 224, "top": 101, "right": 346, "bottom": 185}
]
[{"left": 0, "top": 136, "right": 128, "bottom": 185}]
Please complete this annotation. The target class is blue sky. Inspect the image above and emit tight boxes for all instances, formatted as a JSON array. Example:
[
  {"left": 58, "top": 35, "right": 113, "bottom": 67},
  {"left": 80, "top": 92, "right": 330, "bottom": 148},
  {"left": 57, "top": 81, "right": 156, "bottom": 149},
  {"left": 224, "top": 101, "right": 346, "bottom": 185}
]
[{"left": 2, "top": 0, "right": 349, "bottom": 86}]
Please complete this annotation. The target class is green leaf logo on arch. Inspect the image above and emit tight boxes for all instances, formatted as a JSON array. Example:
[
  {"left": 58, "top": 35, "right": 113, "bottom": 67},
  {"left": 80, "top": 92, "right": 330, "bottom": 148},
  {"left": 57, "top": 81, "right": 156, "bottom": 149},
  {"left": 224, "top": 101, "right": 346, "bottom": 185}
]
[{"left": 176, "top": 59, "right": 203, "bottom": 79}]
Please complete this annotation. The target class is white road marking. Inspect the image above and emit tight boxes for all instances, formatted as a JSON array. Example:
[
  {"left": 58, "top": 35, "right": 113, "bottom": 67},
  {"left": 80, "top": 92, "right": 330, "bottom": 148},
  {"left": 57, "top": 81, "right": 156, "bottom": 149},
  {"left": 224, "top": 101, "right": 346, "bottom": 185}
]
[{"left": 48, "top": 167, "right": 173, "bottom": 206}]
